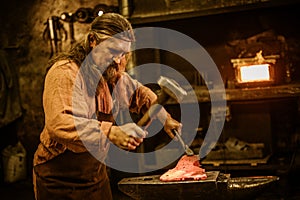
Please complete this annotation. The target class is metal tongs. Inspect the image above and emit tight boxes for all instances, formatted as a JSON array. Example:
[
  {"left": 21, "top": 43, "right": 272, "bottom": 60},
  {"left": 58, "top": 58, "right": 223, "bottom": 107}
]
[{"left": 173, "top": 129, "right": 194, "bottom": 156}]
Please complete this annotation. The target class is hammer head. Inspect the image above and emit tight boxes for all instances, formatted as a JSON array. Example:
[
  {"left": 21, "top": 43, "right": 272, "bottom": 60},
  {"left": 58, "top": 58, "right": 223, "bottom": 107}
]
[{"left": 157, "top": 76, "right": 187, "bottom": 103}]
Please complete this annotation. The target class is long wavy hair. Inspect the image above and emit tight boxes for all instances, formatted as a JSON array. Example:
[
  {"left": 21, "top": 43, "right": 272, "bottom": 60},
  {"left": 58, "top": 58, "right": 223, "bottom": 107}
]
[{"left": 46, "top": 13, "right": 135, "bottom": 96}]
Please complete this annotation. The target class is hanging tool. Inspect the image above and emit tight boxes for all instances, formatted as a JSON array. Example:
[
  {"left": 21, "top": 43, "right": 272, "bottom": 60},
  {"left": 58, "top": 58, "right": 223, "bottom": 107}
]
[
  {"left": 43, "top": 16, "right": 67, "bottom": 58},
  {"left": 74, "top": 7, "right": 94, "bottom": 23},
  {"left": 60, "top": 12, "right": 76, "bottom": 47}
]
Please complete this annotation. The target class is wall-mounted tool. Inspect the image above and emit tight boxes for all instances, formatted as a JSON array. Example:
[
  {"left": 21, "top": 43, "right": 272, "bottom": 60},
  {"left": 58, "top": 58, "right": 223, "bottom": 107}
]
[
  {"left": 93, "top": 4, "right": 109, "bottom": 17},
  {"left": 74, "top": 7, "right": 94, "bottom": 23},
  {"left": 43, "top": 4, "right": 120, "bottom": 57},
  {"left": 93, "top": 4, "right": 119, "bottom": 17},
  {"left": 60, "top": 12, "right": 76, "bottom": 47},
  {"left": 43, "top": 16, "right": 67, "bottom": 58}
]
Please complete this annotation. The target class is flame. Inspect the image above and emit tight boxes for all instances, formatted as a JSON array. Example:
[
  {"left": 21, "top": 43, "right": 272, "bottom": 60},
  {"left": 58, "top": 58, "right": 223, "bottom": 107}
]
[{"left": 240, "top": 64, "right": 270, "bottom": 82}]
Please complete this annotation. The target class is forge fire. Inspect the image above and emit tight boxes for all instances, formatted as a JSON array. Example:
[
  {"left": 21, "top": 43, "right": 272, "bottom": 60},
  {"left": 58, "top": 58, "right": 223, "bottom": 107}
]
[
  {"left": 231, "top": 51, "right": 279, "bottom": 87},
  {"left": 239, "top": 64, "right": 270, "bottom": 83}
]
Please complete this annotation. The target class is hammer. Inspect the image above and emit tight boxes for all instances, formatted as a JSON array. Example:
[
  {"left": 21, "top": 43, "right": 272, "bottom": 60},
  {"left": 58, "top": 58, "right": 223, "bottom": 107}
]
[{"left": 137, "top": 76, "right": 194, "bottom": 156}]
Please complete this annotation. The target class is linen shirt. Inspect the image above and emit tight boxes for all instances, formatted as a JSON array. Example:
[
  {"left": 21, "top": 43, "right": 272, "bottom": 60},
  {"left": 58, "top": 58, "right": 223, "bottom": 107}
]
[{"left": 33, "top": 60, "right": 158, "bottom": 166}]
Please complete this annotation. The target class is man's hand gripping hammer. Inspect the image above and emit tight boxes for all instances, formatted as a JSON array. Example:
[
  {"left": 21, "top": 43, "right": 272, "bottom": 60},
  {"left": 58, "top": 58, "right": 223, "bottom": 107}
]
[{"left": 137, "top": 76, "right": 194, "bottom": 156}]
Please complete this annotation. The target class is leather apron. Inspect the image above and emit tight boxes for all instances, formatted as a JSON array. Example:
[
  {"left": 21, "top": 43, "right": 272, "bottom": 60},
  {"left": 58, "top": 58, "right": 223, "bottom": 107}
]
[{"left": 33, "top": 149, "right": 113, "bottom": 200}]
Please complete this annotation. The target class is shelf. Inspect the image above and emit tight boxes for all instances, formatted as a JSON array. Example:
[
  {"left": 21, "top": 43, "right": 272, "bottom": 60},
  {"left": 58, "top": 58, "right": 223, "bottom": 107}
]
[
  {"left": 202, "top": 155, "right": 271, "bottom": 167},
  {"left": 166, "top": 83, "right": 300, "bottom": 104},
  {"left": 129, "top": 0, "right": 300, "bottom": 25},
  {"left": 202, "top": 162, "right": 288, "bottom": 172},
  {"left": 201, "top": 152, "right": 297, "bottom": 173}
]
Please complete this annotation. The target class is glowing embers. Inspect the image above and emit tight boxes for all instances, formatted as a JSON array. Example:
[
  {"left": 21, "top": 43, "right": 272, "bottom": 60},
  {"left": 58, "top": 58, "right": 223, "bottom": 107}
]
[
  {"left": 231, "top": 51, "right": 279, "bottom": 87},
  {"left": 239, "top": 64, "right": 270, "bottom": 83}
]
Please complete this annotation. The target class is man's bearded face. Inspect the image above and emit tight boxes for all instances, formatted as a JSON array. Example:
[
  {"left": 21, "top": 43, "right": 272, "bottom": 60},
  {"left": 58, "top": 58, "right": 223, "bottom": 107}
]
[{"left": 91, "top": 37, "right": 131, "bottom": 84}]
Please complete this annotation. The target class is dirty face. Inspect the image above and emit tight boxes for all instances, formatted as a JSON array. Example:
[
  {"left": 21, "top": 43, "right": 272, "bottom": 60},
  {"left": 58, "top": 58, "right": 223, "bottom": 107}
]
[{"left": 90, "top": 37, "right": 131, "bottom": 84}]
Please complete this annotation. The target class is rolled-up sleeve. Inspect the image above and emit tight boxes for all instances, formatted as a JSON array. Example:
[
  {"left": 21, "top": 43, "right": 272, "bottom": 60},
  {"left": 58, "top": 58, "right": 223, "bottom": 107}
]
[{"left": 42, "top": 61, "right": 110, "bottom": 154}]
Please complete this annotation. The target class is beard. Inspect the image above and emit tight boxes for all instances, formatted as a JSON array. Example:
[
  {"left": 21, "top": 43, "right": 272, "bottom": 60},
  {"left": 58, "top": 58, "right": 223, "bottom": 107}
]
[{"left": 102, "top": 62, "right": 120, "bottom": 85}]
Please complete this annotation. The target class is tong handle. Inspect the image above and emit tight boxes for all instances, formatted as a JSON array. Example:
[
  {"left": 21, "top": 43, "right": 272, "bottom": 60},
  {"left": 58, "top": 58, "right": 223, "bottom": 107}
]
[{"left": 173, "top": 129, "right": 194, "bottom": 156}]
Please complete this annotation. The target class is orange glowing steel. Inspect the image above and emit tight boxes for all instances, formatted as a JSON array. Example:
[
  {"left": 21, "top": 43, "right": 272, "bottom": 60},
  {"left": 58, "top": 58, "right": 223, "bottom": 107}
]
[{"left": 240, "top": 64, "right": 270, "bottom": 82}]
